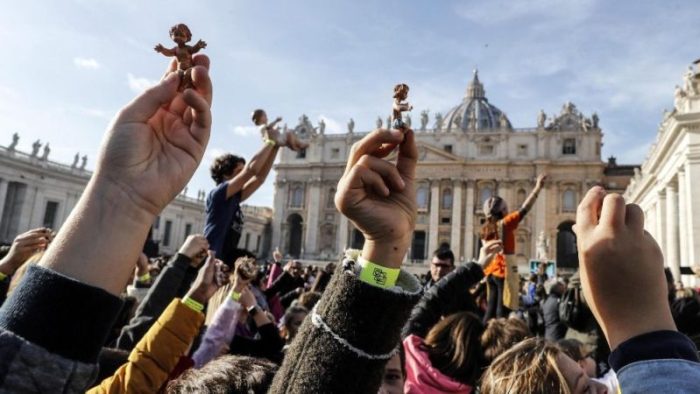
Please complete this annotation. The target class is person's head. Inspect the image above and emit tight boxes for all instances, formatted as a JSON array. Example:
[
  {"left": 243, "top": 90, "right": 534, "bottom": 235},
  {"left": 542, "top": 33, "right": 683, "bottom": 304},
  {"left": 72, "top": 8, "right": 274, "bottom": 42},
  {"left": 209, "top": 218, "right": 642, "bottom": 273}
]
[
  {"left": 289, "top": 260, "right": 303, "bottom": 278},
  {"left": 423, "top": 311, "right": 485, "bottom": 386},
  {"left": 481, "top": 318, "right": 531, "bottom": 365},
  {"left": 483, "top": 196, "right": 508, "bottom": 221},
  {"left": 430, "top": 248, "right": 455, "bottom": 283},
  {"left": 280, "top": 305, "right": 308, "bottom": 342},
  {"left": 210, "top": 154, "right": 246, "bottom": 185},
  {"left": 169, "top": 23, "right": 192, "bottom": 45},
  {"left": 378, "top": 347, "right": 406, "bottom": 394},
  {"left": 251, "top": 109, "right": 268, "bottom": 126},
  {"left": 481, "top": 337, "right": 600, "bottom": 394},
  {"left": 393, "top": 83, "right": 409, "bottom": 100},
  {"left": 298, "top": 291, "right": 322, "bottom": 310},
  {"left": 167, "top": 355, "right": 277, "bottom": 394},
  {"left": 545, "top": 278, "right": 566, "bottom": 296},
  {"left": 558, "top": 339, "right": 596, "bottom": 378}
]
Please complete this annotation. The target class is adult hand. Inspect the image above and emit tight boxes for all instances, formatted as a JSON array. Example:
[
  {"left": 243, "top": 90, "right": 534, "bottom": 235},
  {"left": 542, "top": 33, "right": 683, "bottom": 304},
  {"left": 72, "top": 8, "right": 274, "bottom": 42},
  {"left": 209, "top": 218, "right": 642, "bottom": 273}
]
[
  {"left": 94, "top": 54, "right": 212, "bottom": 220},
  {"left": 0, "top": 228, "right": 51, "bottom": 276},
  {"left": 574, "top": 187, "right": 674, "bottom": 349},
  {"left": 178, "top": 234, "right": 209, "bottom": 266},
  {"left": 273, "top": 247, "right": 282, "bottom": 263},
  {"left": 535, "top": 173, "right": 548, "bottom": 189},
  {"left": 185, "top": 251, "right": 229, "bottom": 304},
  {"left": 477, "top": 240, "right": 503, "bottom": 268},
  {"left": 335, "top": 128, "right": 417, "bottom": 268}
]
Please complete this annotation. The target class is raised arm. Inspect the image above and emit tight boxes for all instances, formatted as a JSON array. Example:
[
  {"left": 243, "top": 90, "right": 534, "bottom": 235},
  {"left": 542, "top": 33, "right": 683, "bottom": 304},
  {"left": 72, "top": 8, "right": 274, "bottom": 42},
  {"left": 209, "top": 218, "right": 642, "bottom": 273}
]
[
  {"left": 241, "top": 145, "right": 279, "bottom": 201},
  {"left": 225, "top": 142, "right": 277, "bottom": 199},
  {"left": 191, "top": 40, "right": 207, "bottom": 54},
  {"left": 154, "top": 44, "right": 176, "bottom": 57},
  {"left": 519, "top": 173, "right": 547, "bottom": 217}
]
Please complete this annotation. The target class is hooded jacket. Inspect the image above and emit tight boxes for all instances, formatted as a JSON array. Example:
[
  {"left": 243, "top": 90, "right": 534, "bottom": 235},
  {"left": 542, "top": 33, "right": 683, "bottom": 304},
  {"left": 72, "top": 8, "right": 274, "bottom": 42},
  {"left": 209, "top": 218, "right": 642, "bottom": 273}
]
[{"left": 403, "top": 334, "right": 473, "bottom": 394}]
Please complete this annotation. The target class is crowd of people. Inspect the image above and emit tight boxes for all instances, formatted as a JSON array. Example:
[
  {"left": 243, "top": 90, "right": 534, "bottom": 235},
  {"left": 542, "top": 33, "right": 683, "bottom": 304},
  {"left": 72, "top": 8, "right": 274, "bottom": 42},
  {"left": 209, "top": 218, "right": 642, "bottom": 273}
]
[{"left": 0, "top": 53, "right": 700, "bottom": 393}]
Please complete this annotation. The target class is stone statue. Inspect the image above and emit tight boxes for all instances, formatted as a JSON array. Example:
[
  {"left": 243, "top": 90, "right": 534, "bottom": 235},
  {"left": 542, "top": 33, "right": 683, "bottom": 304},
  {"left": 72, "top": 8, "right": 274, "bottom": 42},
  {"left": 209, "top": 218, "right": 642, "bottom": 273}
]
[
  {"left": 154, "top": 23, "right": 207, "bottom": 91},
  {"left": 8, "top": 133, "right": 19, "bottom": 151},
  {"left": 41, "top": 143, "right": 50, "bottom": 161},
  {"left": 30, "top": 140, "right": 41, "bottom": 157},
  {"left": 467, "top": 114, "right": 476, "bottom": 130},
  {"left": 453, "top": 114, "right": 462, "bottom": 130},
  {"left": 684, "top": 66, "right": 697, "bottom": 96},
  {"left": 71, "top": 153, "right": 79, "bottom": 168},
  {"left": 563, "top": 101, "right": 575, "bottom": 114},
  {"left": 674, "top": 85, "right": 686, "bottom": 111},
  {"left": 318, "top": 118, "right": 326, "bottom": 135},
  {"left": 537, "top": 110, "right": 546, "bottom": 128},
  {"left": 80, "top": 155, "right": 87, "bottom": 170},
  {"left": 420, "top": 110, "right": 429, "bottom": 131},
  {"left": 536, "top": 231, "right": 549, "bottom": 261},
  {"left": 386, "top": 116, "right": 392, "bottom": 129},
  {"left": 434, "top": 112, "right": 443, "bottom": 131},
  {"left": 347, "top": 118, "right": 355, "bottom": 134},
  {"left": 376, "top": 116, "right": 383, "bottom": 129},
  {"left": 298, "top": 114, "right": 314, "bottom": 133},
  {"left": 591, "top": 112, "right": 599, "bottom": 128},
  {"left": 405, "top": 114, "right": 412, "bottom": 127},
  {"left": 499, "top": 113, "right": 509, "bottom": 129}
]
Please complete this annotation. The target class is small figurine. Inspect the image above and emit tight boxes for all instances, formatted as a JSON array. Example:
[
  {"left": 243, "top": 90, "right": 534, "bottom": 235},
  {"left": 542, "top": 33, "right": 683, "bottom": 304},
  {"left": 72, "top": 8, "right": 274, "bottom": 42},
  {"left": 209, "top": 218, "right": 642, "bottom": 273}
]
[
  {"left": 235, "top": 257, "right": 258, "bottom": 281},
  {"left": 71, "top": 153, "right": 79, "bottom": 169},
  {"left": 154, "top": 23, "right": 207, "bottom": 91},
  {"left": 318, "top": 118, "right": 326, "bottom": 135},
  {"left": 347, "top": 118, "right": 355, "bottom": 134},
  {"left": 537, "top": 110, "right": 546, "bottom": 128},
  {"left": 41, "top": 143, "right": 50, "bottom": 161},
  {"left": 8, "top": 132, "right": 19, "bottom": 151},
  {"left": 80, "top": 155, "right": 88, "bottom": 170},
  {"left": 420, "top": 110, "right": 429, "bottom": 131},
  {"left": 391, "top": 83, "right": 413, "bottom": 130},
  {"left": 252, "top": 109, "right": 308, "bottom": 152},
  {"left": 31, "top": 140, "right": 41, "bottom": 157}
]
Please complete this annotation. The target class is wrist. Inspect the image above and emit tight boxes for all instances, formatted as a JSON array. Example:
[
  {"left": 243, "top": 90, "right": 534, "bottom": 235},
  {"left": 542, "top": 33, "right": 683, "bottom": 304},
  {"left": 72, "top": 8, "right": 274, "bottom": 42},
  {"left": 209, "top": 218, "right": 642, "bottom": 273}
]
[
  {"left": 0, "top": 257, "right": 20, "bottom": 277},
  {"left": 361, "top": 238, "right": 409, "bottom": 270},
  {"left": 184, "top": 289, "right": 208, "bottom": 305}
]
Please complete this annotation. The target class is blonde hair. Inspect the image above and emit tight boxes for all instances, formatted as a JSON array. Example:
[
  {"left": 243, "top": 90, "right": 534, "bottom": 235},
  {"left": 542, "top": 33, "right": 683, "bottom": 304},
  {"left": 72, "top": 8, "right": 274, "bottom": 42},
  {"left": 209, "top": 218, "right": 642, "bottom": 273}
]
[
  {"left": 481, "top": 337, "right": 570, "bottom": 394},
  {"left": 8, "top": 251, "right": 44, "bottom": 295}
]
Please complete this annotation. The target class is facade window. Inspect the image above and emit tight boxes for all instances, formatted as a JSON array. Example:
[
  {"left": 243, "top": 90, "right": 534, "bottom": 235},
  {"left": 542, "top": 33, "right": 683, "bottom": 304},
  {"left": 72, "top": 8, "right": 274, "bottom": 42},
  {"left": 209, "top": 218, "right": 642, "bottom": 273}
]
[
  {"left": 256, "top": 235, "right": 261, "bottom": 252},
  {"left": 562, "top": 189, "right": 577, "bottom": 212},
  {"left": 441, "top": 217, "right": 451, "bottom": 224},
  {"left": 154, "top": 216, "right": 160, "bottom": 229},
  {"left": 0, "top": 181, "right": 27, "bottom": 243},
  {"left": 479, "top": 144, "right": 494, "bottom": 156},
  {"left": 517, "top": 188, "right": 527, "bottom": 206},
  {"left": 184, "top": 223, "right": 193, "bottom": 237},
  {"left": 416, "top": 186, "right": 429, "bottom": 209},
  {"left": 563, "top": 138, "right": 576, "bottom": 155},
  {"left": 163, "top": 220, "right": 173, "bottom": 247},
  {"left": 411, "top": 231, "right": 427, "bottom": 260},
  {"left": 480, "top": 186, "right": 493, "bottom": 205},
  {"left": 517, "top": 144, "right": 528, "bottom": 157},
  {"left": 331, "top": 148, "right": 340, "bottom": 159},
  {"left": 442, "top": 188, "right": 453, "bottom": 209},
  {"left": 443, "top": 145, "right": 453, "bottom": 154},
  {"left": 327, "top": 188, "right": 336, "bottom": 208},
  {"left": 296, "top": 148, "right": 307, "bottom": 159},
  {"left": 290, "top": 186, "right": 304, "bottom": 208},
  {"left": 245, "top": 233, "right": 251, "bottom": 250},
  {"left": 43, "top": 201, "right": 59, "bottom": 229},
  {"left": 595, "top": 142, "right": 601, "bottom": 156}
]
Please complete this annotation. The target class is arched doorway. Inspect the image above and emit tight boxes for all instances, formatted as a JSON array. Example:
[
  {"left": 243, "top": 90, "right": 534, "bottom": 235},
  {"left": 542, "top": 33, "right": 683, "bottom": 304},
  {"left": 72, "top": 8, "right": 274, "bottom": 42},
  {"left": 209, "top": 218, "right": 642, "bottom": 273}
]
[
  {"left": 287, "top": 214, "right": 303, "bottom": 258},
  {"left": 557, "top": 221, "right": 578, "bottom": 269}
]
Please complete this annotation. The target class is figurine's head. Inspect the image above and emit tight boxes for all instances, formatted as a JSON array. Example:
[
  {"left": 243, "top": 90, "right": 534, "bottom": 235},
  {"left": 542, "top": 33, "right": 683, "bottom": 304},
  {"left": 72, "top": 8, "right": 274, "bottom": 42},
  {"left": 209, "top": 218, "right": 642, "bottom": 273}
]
[
  {"left": 169, "top": 23, "right": 192, "bottom": 45},
  {"left": 251, "top": 109, "right": 268, "bottom": 126},
  {"left": 393, "top": 83, "right": 410, "bottom": 100}
]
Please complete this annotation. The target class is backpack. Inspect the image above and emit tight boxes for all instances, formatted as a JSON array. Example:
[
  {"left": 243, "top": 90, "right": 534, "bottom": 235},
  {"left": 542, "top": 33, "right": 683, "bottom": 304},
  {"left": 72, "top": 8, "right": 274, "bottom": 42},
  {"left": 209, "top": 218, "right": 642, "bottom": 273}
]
[{"left": 559, "top": 286, "right": 592, "bottom": 331}]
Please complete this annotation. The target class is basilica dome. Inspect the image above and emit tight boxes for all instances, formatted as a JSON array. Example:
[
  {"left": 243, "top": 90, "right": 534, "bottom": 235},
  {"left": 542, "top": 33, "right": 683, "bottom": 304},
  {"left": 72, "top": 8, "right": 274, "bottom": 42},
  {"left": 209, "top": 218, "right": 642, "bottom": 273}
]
[{"left": 441, "top": 70, "right": 511, "bottom": 132}]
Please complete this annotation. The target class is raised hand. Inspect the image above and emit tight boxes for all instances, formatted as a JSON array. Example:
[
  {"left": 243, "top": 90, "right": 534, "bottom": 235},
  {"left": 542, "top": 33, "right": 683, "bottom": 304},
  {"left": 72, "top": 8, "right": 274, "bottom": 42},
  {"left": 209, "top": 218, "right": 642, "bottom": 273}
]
[
  {"left": 154, "top": 44, "right": 166, "bottom": 53},
  {"left": 478, "top": 240, "right": 503, "bottom": 268},
  {"left": 185, "top": 251, "right": 229, "bottom": 304},
  {"left": 574, "top": 187, "right": 675, "bottom": 349},
  {"left": 178, "top": 234, "right": 210, "bottom": 267},
  {"left": 195, "top": 39, "right": 207, "bottom": 50},
  {"left": 95, "top": 54, "right": 212, "bottom": 219},
  {"left": 536, "top": 173, "right": 548, "bottom": 188},
  {"left": 335, "top": 128, "right": 418, "bottom": 268},
  {"left": 0, "top": 228, "right": 52, "bottom": 276}
]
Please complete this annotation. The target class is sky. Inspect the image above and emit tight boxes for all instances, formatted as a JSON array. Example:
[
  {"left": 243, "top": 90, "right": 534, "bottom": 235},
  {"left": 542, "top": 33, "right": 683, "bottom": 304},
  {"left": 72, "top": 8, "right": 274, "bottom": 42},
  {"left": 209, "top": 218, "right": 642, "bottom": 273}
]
[{"left": 1, "top": 0, "right": 699, "bottom": 208}]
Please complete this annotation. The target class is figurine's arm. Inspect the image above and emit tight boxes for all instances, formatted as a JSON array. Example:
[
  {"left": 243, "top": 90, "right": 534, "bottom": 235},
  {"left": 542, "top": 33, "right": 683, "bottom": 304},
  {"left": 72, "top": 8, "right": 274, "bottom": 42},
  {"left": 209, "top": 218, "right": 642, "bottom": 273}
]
[
  {"left": 268, "top": 117, "right": 283, "bottom": 128},
  {"left": 154, "top": 44, "right": 176, "bottom": 57},
  {"left": 394, "top": 101, "right": 413, "bottom": 112},
  {"left": 191, "top": 40, "right": 207, "bottom": 54}
]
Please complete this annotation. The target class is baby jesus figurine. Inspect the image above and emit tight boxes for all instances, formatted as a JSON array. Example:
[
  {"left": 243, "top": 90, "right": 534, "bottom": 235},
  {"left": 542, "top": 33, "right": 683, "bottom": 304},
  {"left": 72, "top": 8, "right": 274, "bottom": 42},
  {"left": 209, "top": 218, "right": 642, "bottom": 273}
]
[
  {"left": 391, "top": 83, "right": 413, "bottom": 130},
  {"left": 154, "top": 23, "right": 207, "bottom": 91},
  {"left": 251, "top": 109, "right": 308, "bottom": 152}
]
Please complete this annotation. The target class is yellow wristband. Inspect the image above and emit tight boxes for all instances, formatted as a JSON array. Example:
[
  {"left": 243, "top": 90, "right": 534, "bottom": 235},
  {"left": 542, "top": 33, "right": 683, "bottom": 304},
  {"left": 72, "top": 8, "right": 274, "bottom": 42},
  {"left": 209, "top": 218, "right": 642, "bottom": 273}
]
[
  {"left": 264, "top": 138, "right": 276, "bottom": 147},
  {"left": 137, "top": 273, "right": 151, "bottom": 283},
  {"left": 182, "top": 297, "right": 204, "bottom": 312},
  {"left": 231, "top": 291, "right": 241, "bottom": 301},
  {"left": 0, "top": 272, "right": 7, "bottom": 281},
  {"left": 358, "top": 257, "right": 400, "bottom": 288}
]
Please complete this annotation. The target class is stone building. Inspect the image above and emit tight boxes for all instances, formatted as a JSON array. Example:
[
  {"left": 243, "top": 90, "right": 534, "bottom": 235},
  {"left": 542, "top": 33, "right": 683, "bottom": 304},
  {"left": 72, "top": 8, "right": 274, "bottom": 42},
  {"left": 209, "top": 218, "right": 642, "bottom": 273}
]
[
  {"left": 271, "top": 71, "right": 636, "bottom": 271},
  {"left": 625, "top": 61, "right": 700, "bottom": 285},
  {"left": 0, "top": 139, "right": 272, "bottom": 258}
]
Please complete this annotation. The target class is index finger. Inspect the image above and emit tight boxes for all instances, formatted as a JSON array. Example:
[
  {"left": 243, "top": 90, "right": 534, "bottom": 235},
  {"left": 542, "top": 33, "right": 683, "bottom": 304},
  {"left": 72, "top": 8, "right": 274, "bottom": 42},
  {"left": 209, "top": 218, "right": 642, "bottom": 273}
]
[
  {"left": 396, "top": 128, "right": 418, "bottom": 179},
  {"left": 575, "top": 186, "right": 606, "bottom": 235},
  {"left": 345, "top": 129, "right": 404, "bottom": 173}
]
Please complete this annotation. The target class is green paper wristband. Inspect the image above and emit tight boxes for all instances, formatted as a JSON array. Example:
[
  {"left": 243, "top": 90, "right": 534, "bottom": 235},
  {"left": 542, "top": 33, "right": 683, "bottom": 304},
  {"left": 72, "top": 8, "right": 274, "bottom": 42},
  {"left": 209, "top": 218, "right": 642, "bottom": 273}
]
[
  {"left": 231, "top": 291, "right": 241, "bottom": 301},
  {"left": 182, "top": 296, "right": 204, "bottom": 312},
  {"left": 358, "top": 257, "right": 400, "bottom": 288}
]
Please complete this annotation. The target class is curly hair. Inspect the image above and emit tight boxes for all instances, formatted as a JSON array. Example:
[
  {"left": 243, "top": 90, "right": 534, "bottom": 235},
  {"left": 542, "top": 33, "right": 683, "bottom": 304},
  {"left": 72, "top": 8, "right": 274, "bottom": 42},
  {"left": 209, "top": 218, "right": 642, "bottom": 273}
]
[
  {"left": 210, "top": 154, "right": 245, "bottom": 184},
  {"left": 169, "top": 23, "right": 192, "bottom": 42},
  {"left": 393, "top": 83, "right": 409, "bottom": 99},
  {"left": 251, "top": 109, "right": 266, "bottom": 125}
]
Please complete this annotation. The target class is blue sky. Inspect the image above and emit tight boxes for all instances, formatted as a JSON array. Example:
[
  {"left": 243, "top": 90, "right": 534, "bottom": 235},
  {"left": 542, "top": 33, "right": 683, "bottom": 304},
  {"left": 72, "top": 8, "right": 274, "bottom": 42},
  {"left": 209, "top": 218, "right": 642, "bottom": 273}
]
[{"left": 1, "top": 0, "right": 699, "bottom": 208}]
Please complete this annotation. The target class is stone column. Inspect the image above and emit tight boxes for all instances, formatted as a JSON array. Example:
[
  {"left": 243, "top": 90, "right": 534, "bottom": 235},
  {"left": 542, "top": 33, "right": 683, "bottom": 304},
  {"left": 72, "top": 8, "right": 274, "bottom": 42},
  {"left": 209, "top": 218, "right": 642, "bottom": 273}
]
[
  {"left": 428, "top": 181, "right": 440, "bottom": 255},
  {"left": 464, "top": 181, "right": 475, "bottom": 260},
  {"left": 666, "top": 182, "right": 680, "bottom": 281},
  {"left": 678, "top": 170, "right": 689, "bottom": 272},
  {"left": 656, "top": 191, "right": 666, "bottom": 254},
  {"left": 684, "top": 162, "right": 700, "bottom": 280},
  {"left": 271, "top": 180, "right": 287, "bottom": 251},
  {"left": 0, "top": 179, "right": 8, "bottom": 230},
  {"left": 451, "top": 179, "right": 463, "bottom": 260},
  {"left": 337, "top": 214, "right": 349, "bottom": 253},
  {"left": 304, "top": 180, "right": 322, "bottom": 257}
]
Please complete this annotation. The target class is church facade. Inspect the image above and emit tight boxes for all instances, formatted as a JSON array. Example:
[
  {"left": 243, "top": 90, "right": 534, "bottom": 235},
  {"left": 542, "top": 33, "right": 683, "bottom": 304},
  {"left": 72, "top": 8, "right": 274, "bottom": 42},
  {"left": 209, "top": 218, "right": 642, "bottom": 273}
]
[{"left": 271, "top": 71, "right": 636, "bottom": 270}]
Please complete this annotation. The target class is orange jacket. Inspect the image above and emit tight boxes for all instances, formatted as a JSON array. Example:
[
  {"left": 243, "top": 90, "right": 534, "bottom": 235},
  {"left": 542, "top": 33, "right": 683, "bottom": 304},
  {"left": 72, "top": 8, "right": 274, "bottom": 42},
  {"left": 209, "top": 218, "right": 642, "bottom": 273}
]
[
  {"left": 87, "top": 299, "right": 204, "bottom": 394},
  {"left": 483, "top": 211, "right": 521, "bottom": 278}
]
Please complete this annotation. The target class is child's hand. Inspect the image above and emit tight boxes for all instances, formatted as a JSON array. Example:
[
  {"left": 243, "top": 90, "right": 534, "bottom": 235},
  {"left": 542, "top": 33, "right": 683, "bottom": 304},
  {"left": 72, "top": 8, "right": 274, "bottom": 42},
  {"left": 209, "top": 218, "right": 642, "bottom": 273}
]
[{"left": 574, "top": 187, "right": 676, "bottom": 349}]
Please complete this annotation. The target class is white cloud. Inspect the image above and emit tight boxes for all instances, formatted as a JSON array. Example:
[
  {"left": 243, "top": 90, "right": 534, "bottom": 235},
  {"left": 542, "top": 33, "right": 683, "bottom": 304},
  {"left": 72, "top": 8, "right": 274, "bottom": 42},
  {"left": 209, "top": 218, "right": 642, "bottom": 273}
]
[
  {"left": 73, "top": 57, "right": 100, "bottom": 70},
  {"left": 232, "top": 125, "right": 259, "bottom": 137},
  {"left": 127, "top": 73, "right": 157, "bottom": 93},
  {"left": 318, "top": 115, "right": 344, "bottom": 134}
]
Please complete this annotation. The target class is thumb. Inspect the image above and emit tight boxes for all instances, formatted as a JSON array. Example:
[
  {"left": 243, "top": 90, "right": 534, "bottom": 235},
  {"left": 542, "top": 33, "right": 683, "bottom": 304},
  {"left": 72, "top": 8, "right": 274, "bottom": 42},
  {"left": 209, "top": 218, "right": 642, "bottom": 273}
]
[{"left": 116, "top": 72, "right": 180, "bottom": 123}]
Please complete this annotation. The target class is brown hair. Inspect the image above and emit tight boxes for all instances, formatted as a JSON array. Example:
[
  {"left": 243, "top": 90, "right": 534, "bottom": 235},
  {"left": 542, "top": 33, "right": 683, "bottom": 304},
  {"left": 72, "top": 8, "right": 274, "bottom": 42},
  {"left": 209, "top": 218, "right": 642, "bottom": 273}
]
[
  {"left": 169, "top": 23, "right": 192, "bottom": 42},
  {"left": 423, "top": 311, "right": 485, "bottom": 385},
  {"left": 557, "top": 338, "right": 587, "bottom": 362},
  {"left": 167, "top": 355, "right": 277, "bottom": 393},
  {"left": 481, "top": 318, "right": 531, "bottom": 364},
  {"left": 251, "top": 109, "right": 266, "bottom": 125},
  {"left": 393, "top": 83, "right": 409, "bottom": 99},
  {"left": 210, "top": 154, "right": 245, "bottom": 184},
  {"left": 480, "top": 219, "right": 499, "bottom": 241},
  {"left": 298, "top": 291, "right": 322, "bottom": 310},
  {"left": 481, "top": 337, "right": 570, "bottom": 394}
]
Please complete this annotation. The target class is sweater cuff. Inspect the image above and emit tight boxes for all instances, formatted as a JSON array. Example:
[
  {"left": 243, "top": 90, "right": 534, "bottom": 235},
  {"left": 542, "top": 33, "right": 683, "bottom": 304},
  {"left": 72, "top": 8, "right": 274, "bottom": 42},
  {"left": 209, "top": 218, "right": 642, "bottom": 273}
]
[
  {"left": 0, "top": 265, "right": 123, "bottom": 363},
  {"left": 312, "top": 263, "right": 422, "bottom": 358},
  {"left": 173, "top": 253, "right": 193, "bottom": 269},
  {"left": 609, "top": 330, "right": 700, "bottom": 371}
]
